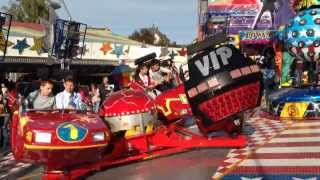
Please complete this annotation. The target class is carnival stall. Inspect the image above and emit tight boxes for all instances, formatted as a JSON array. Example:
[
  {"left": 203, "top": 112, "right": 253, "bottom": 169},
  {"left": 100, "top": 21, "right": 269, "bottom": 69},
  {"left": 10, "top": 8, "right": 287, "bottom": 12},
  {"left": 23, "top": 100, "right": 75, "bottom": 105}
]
[
  {"left": 266, "top": 1, "right": 320, "bottom": 119},
  {"left": 239, "top": 30, "right": 275, "bottom": 60}
]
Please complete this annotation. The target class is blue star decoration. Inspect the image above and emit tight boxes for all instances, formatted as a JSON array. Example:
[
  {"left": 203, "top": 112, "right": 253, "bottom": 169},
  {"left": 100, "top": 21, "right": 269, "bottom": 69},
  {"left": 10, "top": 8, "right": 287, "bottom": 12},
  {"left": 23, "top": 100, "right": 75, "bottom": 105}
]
[
  {"left": 169, "top": 50, "right": 178, "bottom": 59},
  {"left": 111, "top": 44, "right": 125, "bottom": 58},
  {"left": 13, "top": 38, "right": 30, "bottom": 55}
]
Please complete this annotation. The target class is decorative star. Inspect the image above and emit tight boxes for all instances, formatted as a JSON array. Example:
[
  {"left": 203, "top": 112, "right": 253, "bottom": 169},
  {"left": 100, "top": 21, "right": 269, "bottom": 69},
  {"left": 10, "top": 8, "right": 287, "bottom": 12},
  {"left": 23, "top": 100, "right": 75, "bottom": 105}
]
[
  {"left": 292, "top": 40, "right": 298, "bottom": 47},
  {"left": 300, "top": 29, "right": 307, "bottom": 37},
  {"left": 0, "top": 32, "right": 13, "bottom": 52},
  {"left": 30, "top": 37, "right": 48, "bottom": 55},
  {"left": 160, "top": 47, "right": 169, "bottom": 57},
  {"left": 111, "top": 44, "right": 125, "bottom": 58},
  {"left": 13, "top": 38, "right": 30, "bottom": 55},
  {"left": 287, "top": 31, "right": 293, "bottom": 39},
  {"left": 306, "top": 39, "right": 314, "bottom": 46},
  {"left": 169, "top": 50, "right": 178, "bottom": 59},
  {"left": 100, "top": 42, "right": 112, "bottom": 55},
  {"left": 178, "top": 47, "right": 187, "bottom": 56},
  {"left": 315, "top": 29, "right": 320, "bottom": 37}
]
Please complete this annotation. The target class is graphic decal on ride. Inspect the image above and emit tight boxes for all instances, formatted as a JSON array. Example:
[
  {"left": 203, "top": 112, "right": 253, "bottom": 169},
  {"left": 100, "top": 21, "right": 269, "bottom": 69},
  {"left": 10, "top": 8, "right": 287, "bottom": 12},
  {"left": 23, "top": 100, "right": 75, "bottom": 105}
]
[{"left": 56, "top": 122, "right": 88, "bottom": 143}]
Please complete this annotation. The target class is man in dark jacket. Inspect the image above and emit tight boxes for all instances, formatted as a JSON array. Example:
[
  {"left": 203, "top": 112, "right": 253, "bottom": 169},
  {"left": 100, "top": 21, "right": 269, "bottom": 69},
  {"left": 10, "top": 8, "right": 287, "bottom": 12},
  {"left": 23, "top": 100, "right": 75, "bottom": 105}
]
[{"left": 99, "top": 76, "right": 114, "bottom": 104}]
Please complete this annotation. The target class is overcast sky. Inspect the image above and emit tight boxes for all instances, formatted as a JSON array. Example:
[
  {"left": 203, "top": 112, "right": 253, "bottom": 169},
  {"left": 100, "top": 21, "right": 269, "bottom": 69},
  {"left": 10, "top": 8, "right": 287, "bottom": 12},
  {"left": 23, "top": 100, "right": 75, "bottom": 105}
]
[{"left": 0, "top": 0, "right": 197, "bottom": 44}]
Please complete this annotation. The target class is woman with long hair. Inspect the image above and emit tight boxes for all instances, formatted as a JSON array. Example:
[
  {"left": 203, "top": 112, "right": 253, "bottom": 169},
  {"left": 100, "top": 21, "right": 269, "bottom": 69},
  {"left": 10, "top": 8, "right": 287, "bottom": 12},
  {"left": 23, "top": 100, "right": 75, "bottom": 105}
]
[{"left": 132, "top": 63, "right": 159, "bottom": 98}]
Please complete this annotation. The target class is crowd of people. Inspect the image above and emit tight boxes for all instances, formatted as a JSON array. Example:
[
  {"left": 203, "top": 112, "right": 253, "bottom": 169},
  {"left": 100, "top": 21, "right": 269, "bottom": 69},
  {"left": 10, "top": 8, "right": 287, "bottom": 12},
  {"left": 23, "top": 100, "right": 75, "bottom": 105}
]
[{"left": 133, "top": 58, "right": 179, "bottom": 98}]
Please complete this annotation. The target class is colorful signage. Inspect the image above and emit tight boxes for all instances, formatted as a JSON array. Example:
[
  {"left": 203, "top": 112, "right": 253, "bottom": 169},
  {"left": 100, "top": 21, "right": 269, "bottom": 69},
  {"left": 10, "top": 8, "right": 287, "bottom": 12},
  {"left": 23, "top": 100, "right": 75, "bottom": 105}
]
[{"left": 240, "top": 30, "right": 273, "bottom": 41}]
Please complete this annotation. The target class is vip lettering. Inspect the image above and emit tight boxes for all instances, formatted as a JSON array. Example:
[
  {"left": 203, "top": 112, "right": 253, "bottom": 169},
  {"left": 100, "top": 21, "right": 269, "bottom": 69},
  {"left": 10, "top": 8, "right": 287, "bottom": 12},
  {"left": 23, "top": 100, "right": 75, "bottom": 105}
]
[{"left": 195, "top": 47, "right": 232, "bottom": 77}]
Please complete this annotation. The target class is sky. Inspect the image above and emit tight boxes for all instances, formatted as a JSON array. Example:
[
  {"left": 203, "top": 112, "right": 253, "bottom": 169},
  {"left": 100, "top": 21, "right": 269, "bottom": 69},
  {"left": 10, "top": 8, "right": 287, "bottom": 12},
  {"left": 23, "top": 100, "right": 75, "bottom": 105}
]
[{"left": 0, "top": 0, "right": 197, "bottom": 44}]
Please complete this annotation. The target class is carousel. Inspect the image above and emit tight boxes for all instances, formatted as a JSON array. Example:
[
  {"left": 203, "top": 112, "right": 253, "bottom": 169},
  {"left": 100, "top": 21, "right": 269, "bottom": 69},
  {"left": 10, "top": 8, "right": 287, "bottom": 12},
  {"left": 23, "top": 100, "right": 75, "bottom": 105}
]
[{"left": 266, "top": 2, "right": 320, "bottom": 119}]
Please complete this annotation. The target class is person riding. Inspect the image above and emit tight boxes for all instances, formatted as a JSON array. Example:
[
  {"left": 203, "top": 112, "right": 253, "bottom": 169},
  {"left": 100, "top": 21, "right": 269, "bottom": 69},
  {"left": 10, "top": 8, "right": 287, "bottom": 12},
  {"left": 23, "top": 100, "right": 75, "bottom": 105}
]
[
  {"left": 99, "top": 76, "right": 114, "bottom": 103},
  {"left": 149, "top": 59, "right": 172, "bottom": 92},
  {"left": 26, "top": 80, "right": 55, "bottom": 110},
  {"left": 55, "top": 76, "right": 85, "bottom": 110},
  {"left": 133, "top": 63, "right": 153, "bottom": 89}
]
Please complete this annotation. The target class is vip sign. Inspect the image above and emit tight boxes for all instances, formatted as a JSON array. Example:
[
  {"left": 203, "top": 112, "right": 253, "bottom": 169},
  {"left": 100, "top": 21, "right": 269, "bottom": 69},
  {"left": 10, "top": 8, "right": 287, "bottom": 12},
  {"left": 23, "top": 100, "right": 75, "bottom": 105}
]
[
  {"left": 185, "top": 44, "right": 256, "bottom": 90},
  {"left": 194, "top": 46, "right": 233, "bottom": 77}
]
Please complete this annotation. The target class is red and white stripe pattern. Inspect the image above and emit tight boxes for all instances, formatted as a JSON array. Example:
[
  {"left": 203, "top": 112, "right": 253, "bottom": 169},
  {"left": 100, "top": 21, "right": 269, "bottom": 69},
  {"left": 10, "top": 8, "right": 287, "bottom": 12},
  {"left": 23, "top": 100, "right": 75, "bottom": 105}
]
[
  {"left": 221, "top": 120, "right": 320, "bottom": 179},
  {"left": 213, "top": 116, "right": 289, "bottom": 179}
]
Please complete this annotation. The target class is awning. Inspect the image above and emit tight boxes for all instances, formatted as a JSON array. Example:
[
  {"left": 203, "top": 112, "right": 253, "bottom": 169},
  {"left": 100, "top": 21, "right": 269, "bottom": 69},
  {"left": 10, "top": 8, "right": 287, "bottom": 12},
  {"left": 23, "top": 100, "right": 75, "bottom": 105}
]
[
  {"left": 0, "top": 56, "right": 118, "bottom": 73},
  {"left": 0, "top": 56, "right": 120, "bottom": 66}
]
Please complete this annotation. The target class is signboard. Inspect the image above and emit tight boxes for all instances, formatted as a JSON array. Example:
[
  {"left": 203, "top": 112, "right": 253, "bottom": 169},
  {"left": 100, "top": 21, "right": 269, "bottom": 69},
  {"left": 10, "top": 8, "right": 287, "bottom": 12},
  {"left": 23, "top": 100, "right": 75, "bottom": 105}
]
[
  {"left": 202, "top": 0, "right": 295, "bottom": 36},
  {"left": 239, "top": 30, "right": 274, "bottom": 44},
  {"left": 184, "top": 42, "right": 262, "bottom": 132},
  {"left": 185, "top": 44, "right": 260, "bottom": 98}
]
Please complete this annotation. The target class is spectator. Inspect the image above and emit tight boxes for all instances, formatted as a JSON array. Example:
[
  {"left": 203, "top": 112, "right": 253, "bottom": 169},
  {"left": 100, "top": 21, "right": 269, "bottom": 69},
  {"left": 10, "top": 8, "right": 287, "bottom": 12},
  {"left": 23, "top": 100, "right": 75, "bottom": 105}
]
[
  {"left": 99, "top": 76, "right": 114, "bottom": 103},
  {"left": 149, "top": 59, "right": 171, "bottom": 93},
  {"left": 259, "top": 47, "right": 277, "bottom": 95},
  {"left": 0, "top": 83, "right": 10, "bottom": 150},
  {"left": 26, "top": 80, "right": 55, "bottom": 110},
  {"left": 55, "top": 76, "right": 85, "bottom": 110},
  {"left": 90, "top": 83, "right": 101, "bottom": 112}
]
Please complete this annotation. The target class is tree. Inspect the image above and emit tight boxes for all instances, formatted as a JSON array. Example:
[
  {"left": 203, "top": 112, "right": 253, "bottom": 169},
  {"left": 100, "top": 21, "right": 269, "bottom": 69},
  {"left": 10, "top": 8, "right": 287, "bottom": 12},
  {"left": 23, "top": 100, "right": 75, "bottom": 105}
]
[
  {"left": 129, "top": 26, "right": 179, "bottom": 47},
  {"left": 1, "top": 0, "right": 49, "bottom": 23}
]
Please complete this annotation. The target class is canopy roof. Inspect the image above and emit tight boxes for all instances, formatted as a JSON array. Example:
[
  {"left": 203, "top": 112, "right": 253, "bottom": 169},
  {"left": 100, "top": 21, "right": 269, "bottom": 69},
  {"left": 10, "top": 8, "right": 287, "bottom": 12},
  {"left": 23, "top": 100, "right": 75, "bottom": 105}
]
[{"left": 5, "top": 21, "right": 143, "bottom": 46}]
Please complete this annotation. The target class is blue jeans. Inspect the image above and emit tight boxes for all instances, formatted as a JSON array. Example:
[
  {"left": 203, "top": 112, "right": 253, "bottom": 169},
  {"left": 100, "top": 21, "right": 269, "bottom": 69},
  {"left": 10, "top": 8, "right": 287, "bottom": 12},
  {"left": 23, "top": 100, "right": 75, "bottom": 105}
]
[
  {"left": 1, "top": 116, "right": 9, "bottom": 149},
  {"left": 92, "top": 102, "right": 100, "bottom": 113}
]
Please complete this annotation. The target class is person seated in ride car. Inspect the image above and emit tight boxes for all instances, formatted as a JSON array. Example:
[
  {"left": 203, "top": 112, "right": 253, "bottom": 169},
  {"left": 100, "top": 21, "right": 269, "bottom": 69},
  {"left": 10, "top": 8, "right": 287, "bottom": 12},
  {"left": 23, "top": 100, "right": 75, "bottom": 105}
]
[
  {"left": 89, "top": 83, "right": 101, "bottom": 112},
  {"left": 55, "top": 76, "right": 85, "bottom": 110},
  {"left": 158, "top": 72, "right": 175, "bottom": 92},
  {"left": 26, "top": 80, "right": 55, "bottom": 110},
  {"left": 134, "top": 63, "right": 153, "bottom": 88},
  {"left": 132, "top": 63, "right": 161, "bottom": 98},
  {"left": 99, "top": 76, "right": 114, "bottom": 103},
  {"left": 149, "top": 59, "right": 171, "bottom": 92}
]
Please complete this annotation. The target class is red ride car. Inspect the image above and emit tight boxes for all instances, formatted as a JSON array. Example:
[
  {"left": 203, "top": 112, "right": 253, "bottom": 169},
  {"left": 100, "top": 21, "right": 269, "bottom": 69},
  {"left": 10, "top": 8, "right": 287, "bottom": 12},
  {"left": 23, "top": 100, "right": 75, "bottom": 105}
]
[{"left": 11, "top": 82, "right": 111, "bottom": 171}]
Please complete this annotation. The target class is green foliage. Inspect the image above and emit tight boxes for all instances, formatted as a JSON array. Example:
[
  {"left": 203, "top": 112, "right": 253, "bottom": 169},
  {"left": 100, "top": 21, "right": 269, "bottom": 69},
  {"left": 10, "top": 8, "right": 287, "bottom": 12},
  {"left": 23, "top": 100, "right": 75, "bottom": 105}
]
[{"left": 1, "top": 0, "right": 49, "bottom": 23}]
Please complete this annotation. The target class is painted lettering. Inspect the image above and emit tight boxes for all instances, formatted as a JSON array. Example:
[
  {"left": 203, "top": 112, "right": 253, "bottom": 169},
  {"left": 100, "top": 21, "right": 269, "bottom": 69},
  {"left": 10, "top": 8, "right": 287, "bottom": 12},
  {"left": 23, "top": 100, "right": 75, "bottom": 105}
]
[
  {"left": 194, "top": 46, "right": 233, "bottom": 77},
  {"left": 216, "top": 47, "right": 232, "bottom": 65},
  {"left": 209, "top": 51, "right": 220, "bottom": 70},
  {"left": 195, "top": 56, "right": 210, "bottom": 76}
]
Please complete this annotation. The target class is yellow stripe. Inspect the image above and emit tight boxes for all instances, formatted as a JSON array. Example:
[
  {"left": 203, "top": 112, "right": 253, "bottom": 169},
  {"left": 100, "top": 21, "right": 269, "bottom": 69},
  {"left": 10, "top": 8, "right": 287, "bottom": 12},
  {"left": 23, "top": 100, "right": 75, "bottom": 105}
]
[
  {"left": 157, "top": 98, "right": 181, "bottom": 116},
  {"left": 24, "top": 143, "right": 107, "bottom": 150}
]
